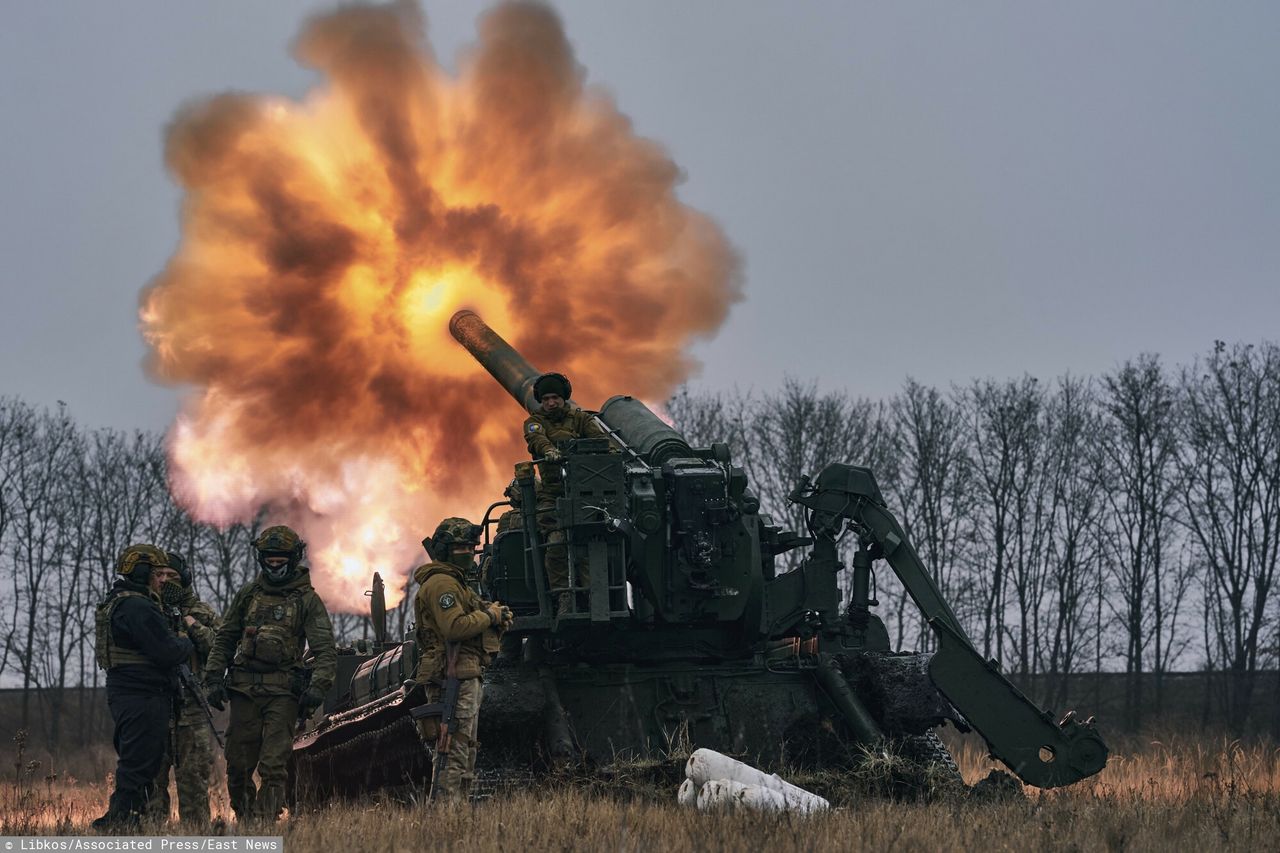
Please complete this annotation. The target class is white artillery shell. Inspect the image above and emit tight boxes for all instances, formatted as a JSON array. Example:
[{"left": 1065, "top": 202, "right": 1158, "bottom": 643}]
[{"left": 685, "top": 748, "right": 830, "bottom": 813}]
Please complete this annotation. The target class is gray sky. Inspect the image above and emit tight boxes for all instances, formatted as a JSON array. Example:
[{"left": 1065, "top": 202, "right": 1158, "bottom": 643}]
[{"left": 3, "top": 1, "right": 1278, "bottom": 432}]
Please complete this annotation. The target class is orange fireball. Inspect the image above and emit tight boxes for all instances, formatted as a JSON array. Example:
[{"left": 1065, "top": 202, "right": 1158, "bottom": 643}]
[{"left": 140, "top": 1, "right": 741, "bottom": 610}]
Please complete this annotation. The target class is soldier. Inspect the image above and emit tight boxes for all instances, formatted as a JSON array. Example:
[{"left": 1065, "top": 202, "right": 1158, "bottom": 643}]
[
  {"left": 522, "top": 372, "right": 609, "bottom": 614},
  {"left": 495, "top": 478, "right": 524, "bottom": 534},
  {"left": 93, "top": 545, "right": 193, "bottom": 830},
  {"left": 413, "top": 518, "right": 512, "bottom": 801},
  {"left": 202, "top": 525, "right": 336, "bottom": 823},
  {"left": 150, "top": 552, "right": 221, "bottom": 825}
]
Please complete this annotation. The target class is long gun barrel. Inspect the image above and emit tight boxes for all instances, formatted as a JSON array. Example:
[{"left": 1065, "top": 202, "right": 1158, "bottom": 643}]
[
  {"left": 449, "top": 310, "right": 694, "bottom": 463},
  {"left": 449, "top": 310, "right": 544, "bottom": 414}
]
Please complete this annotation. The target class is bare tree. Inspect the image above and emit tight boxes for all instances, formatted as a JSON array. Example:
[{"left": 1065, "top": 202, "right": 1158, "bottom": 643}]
[
  {"left": 34, "top": 423, "right": 93, "bottom": 749},
  {"left": 198, "top": 518, "right": 265, "bottom": 615},
  {"left": 1096, "top": 355, "right": 1182, "bottom": 729},
  {"left": 1178, "top": 341, "right": 1280, "bottom": 732},
  {"left": 664, "top": 385, "right": 749, "bottom": 455},
  {"left": 0, "top": 397, "right": 36, "bottom": 681},
  {"left": 742, "top": 379, "right": 890, "bottom": 565},
  {"left": 8, "top": 405, "right": 81, "bottom": 727},
  {"left": 883, "top": 378, "right": 974, "bottom": 650},
  {"left": 962, "top": 376, "right": 1048, "bottom": 669},
  {"left": 1039, "top": 377, "right": 1106, "bottom": 708}
]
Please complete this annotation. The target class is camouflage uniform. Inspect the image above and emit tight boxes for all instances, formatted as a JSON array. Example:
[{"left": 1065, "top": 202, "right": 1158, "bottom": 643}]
[
  {"left": 413, "top": 518, "right": 509, "bottom": 801},
  {"left": 151, "top": 585, "right": 220, "bottom": 825},
  {"left": 523, "top": 405, "right": 607, "bottom": 594},
  {"left": 204, "top": 527, "right": 336, "bottom": 822}
]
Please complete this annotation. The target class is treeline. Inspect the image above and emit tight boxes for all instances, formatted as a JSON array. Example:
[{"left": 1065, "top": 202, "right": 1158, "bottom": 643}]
[{"left": 667, "top": 341, "right": 1280, "bottom": 734}]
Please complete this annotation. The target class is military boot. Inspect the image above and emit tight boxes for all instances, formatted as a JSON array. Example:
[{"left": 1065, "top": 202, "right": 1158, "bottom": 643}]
[
  {"left": 91, "top": 799, "right": 119, "bottom": 831},
  {"left": 555, "top": 593, "right": 573, "bottom": 618},
  {"left": 252, "top": 785, "right": 285, "bottom": 823},
  {"left": 230, "top": 786, "right": 256, "bottom": 824},
  {"left": 92, "top": 791, "right": 142, "bottom": 832}
]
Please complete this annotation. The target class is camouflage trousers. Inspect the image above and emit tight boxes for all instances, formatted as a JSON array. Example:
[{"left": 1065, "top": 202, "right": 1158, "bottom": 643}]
[
  {"left": 150, "top": 717, "right": 212, "bottom": 824},
  {"left": 414, "top": 677, "right": 482, "bottom": 802},
  {"left": 225, "top": 692, "right": 299, "bottom": 822},
  {"left": 536, "top": 498, "right": 587, "bottom": 592}
]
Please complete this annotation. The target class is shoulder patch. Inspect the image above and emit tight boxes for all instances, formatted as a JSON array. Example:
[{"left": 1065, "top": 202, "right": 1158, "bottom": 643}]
[
  {"left": 527, "top": 422, "right": 542, "bottom": 433},
  {"left": 438, "top": 592, "right": 457, "bottom": 609}
]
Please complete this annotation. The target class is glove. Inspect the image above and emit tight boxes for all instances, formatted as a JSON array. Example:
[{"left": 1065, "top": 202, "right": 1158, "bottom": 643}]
[
  {"left": 204, "top": 676, "right": 228, "bottom": 711},
  {"left": 299, "top": 685, "right": 326, "bottom": 716},
  {"left": 486, "top": 602, "right": 514, "bottom": 628},
  {"left": 543, "top": 448, "right": 563, "bottom": 463}
]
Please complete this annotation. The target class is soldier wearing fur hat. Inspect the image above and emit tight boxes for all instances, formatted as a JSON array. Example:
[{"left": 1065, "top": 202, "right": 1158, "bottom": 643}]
[
  {"left": 202, "top": 525, "right": 336, "bottom": 823},
  {"left": 521, "top": 372, "right": 609, "bottom": 615},
  {"left": 413, "top": 518, "right": 513, "bottom": 801},
  {"left": 93, "top": 544, "right": 193, "bottom": 830}
]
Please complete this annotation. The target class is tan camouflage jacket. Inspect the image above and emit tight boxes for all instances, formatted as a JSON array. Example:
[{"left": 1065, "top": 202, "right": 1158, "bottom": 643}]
[{"left": 413, "top": 561, "right": 503, "bottom": 681}]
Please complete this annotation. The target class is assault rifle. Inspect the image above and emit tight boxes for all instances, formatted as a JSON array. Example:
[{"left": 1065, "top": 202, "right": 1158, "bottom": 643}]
[
  {"left": 408, "top": 643, "right": 461, "bottom": 801},
  {"left": 166, "top": 604, "right": 226, "bottom": 750},
  {"left": 177, "top": 662, "right": 226, "bottom": 750}
]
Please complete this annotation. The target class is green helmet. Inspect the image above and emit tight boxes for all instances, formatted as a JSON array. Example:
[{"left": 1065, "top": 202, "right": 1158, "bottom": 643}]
[
  {"left": 116, "top": 544, "right": 170, "bottom": 584},
  {"left": 422, "top": 517, "right": 481, "bottom": 561},
  {"left": 253, "top": 525, "right": 306, "bottom": 582}
]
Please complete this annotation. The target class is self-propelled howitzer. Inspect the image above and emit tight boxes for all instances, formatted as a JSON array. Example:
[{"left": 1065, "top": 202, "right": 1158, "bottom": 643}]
[{"left": 289, "top": 311, "right": 1108, "bottom": 802}]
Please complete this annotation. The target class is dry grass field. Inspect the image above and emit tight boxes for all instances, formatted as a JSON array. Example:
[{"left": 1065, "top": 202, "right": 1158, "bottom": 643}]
[{"left": 3, "top": 729, "right": 1278, "bottom": 852}]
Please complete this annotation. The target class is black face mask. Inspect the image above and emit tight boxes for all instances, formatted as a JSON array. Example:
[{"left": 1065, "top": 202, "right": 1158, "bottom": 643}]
[
  {"left": 446, "top": 550, "right": 475, "bottom": 572},
  {"left": 161, "top": 580, "right": 184, "bottom": 608}
]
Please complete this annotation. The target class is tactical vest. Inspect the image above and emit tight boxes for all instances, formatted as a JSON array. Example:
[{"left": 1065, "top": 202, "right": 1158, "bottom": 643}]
[
  {"left": 233, "top": 584, "right": 307, "bottom": 673},
  {"left": 94, "top": 590, "right": 156, "bottom": 670}
]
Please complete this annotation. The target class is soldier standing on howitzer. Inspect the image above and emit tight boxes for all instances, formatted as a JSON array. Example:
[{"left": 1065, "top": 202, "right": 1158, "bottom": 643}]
[
  {"left": 413, "top": 518, "right": 513, "bottom": 801},
  {"left": 150, "top": 552, "right": 221, "bottom": 825},
  {"left": 202, "top": 525, "right": 336, "bottom": 823},
  {"left": 522, "top": 372, "right": 610, "bottom": 616},
  {"left": 93, "top": 545, "right": 193, "bottom": 830}
]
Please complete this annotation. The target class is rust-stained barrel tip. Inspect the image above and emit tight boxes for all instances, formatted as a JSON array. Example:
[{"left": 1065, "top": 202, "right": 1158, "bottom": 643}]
[{"left": 448, "top": 308, "right": 478, "bottom": 338}]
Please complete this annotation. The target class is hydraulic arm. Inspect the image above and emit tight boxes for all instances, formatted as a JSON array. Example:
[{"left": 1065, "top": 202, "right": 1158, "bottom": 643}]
[{"left": 791, "top": 464, "right": 1109, "bottom": 789}]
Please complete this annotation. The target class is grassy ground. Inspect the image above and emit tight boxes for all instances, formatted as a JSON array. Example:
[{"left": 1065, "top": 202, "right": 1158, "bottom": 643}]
[{"left": 3, "top": 729, "right": 1278, "bottom": 851}]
